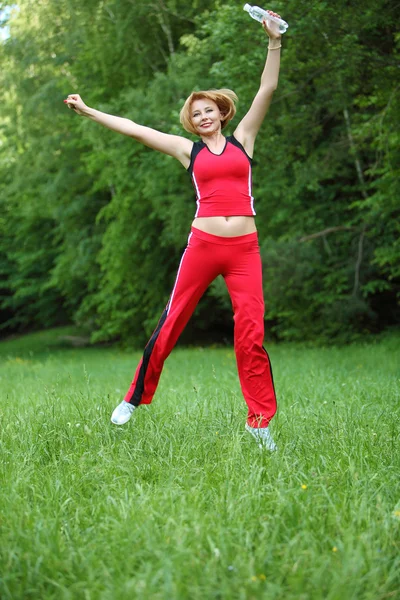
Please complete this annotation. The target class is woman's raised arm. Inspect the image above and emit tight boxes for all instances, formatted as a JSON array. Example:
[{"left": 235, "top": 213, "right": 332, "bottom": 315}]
[
  {"left": 64, "top": 94, "right": 193, "bottom": 168},
  {"left": 233, "top": 12, "right": 282, "bottom": 158}
]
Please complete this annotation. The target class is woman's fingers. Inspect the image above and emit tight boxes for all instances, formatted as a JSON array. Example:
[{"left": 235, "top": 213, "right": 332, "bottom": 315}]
[
  {"left": 262, "top": 12, "right": 282, "bottom": 37},
  {"left": 63, "top": 94, "right": 82, "bottom": 110}
]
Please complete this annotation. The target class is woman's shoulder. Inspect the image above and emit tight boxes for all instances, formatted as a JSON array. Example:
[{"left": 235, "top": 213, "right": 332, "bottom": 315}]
[
  {"left": 187, "top": 139, "right": 206, "bottom": 173},
  {"left": 227, "top": 135, "right": 253, "bottom": 162}
]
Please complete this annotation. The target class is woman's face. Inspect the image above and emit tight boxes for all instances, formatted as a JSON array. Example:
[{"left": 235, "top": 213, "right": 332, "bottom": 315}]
[{"left": 190, "top": 98, "right": 224, "bottom": 135}]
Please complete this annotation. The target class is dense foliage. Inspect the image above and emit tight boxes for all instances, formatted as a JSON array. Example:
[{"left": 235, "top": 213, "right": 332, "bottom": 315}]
[{"left": 0, "top": 0, "right": 399, "bottom": 344}]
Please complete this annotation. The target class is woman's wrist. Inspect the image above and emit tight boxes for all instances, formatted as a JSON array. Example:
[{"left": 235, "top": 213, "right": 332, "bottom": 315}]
[
  {"left": 83, "top": 106, "right": 96, "bottom": 119},
  {"left": 268, "top": 36, "right": 282, "bottom": 49}
]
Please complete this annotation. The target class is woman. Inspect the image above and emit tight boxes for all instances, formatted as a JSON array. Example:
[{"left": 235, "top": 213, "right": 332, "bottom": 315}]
[{"left": 64, "top": 13, "right": 282, "bottom": 450}]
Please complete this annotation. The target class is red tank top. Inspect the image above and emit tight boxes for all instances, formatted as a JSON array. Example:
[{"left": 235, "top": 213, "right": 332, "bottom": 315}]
[{"left": 187, "top": 135, "right": 255, "bottom": 218}]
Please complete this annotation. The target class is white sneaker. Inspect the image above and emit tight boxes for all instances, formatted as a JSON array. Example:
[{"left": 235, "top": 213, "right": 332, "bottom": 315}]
[
  {"left": 245, "top": 423, "right": 277, "bottom": 451},
  {"left": 111, "top": 401, "right": 135, "bottom": 425}
]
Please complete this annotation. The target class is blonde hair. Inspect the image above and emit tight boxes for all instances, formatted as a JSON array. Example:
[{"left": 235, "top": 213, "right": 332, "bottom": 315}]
[{"left": 180, "top": 89, "right": 238, "bottom": 135}]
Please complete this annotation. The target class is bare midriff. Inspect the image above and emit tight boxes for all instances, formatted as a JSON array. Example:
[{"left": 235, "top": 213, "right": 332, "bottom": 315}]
[{"left": 192, "top": 216, "right": 257, "bottom": 237}]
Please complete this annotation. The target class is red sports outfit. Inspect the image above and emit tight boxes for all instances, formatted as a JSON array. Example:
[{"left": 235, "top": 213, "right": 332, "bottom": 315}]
[
  {"left": 123, "top": 136, "right": 277, "bottom": 428},
  {"left": 189, "top": 135, "right": 256, "bottom": 217}
]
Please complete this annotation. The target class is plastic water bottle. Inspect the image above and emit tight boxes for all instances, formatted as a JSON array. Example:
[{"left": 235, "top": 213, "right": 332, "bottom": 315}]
[{"left": 243, "top": 4, "right": 289, "bottom": 34}]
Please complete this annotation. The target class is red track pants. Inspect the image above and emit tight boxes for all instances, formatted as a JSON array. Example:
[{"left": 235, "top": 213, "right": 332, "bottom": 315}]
[{"left": 124, "top": 227, "right": 277, "bottom": 428}]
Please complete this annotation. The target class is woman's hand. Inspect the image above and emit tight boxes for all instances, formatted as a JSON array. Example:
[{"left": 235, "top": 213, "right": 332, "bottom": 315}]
[
  {"left": 63, "top": 94, "right": 88, "bottom": 116},
  {"left": 262, "top": 10, "right": 282, "bottom": 40}
]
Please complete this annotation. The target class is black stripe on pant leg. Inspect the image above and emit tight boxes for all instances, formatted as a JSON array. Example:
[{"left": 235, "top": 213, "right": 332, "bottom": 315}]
[
  {"left": 130, "top": 308, "right": 169, "bottom": 406},
  {"left": 263, "top": 346, "right": 277, "bottom": 402}
]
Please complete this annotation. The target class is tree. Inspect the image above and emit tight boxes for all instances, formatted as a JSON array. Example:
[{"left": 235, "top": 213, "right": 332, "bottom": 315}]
[{"left": 0, "top": 0, "right": 398, "bottom": 343}]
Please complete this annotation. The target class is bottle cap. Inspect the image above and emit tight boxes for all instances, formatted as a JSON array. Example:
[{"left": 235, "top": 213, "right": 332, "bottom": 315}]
[{"left": 243, "top": 4, "right": 251, "bottom": 12}]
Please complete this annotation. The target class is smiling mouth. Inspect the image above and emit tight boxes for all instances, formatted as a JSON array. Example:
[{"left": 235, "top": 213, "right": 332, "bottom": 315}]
[{"left": 201, "top": 123, "right": 212, "bottom": 128}]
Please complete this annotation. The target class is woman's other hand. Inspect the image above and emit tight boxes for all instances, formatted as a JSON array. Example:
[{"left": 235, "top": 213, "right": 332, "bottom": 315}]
[
  {"left": 262, "top": 11, "right": 282, "bottom": 40},
  {"left": 63, "top": 94, "right": 88, "bottom": 116}
]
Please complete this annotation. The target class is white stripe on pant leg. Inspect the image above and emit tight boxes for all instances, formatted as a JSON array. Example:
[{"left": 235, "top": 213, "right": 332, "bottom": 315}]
[{"left": 167, "top": 232, "right": 193, "bottom": 315}]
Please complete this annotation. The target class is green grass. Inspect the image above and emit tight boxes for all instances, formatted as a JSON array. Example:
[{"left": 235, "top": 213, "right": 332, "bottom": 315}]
[{"left": 0, "top": 328, "right": 399, "bottom": 599}]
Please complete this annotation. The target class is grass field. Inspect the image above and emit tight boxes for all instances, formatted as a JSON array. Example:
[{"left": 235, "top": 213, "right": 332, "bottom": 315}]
[{"left": 0, "top": 328, "right": 399, "bottom": 599}]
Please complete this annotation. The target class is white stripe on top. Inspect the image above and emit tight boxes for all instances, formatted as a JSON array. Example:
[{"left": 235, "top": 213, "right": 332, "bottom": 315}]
[
  {"left": 248, "top": 165, "right": 255, "bottom": 215},
  {"left": 192, "top": 174, "right": 201, "bottom": 218}
]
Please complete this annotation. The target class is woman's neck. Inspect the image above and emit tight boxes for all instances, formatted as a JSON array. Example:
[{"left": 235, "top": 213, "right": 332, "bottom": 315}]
[{"left": 201, "top": 131, "right": 225, "bottom": 152}]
